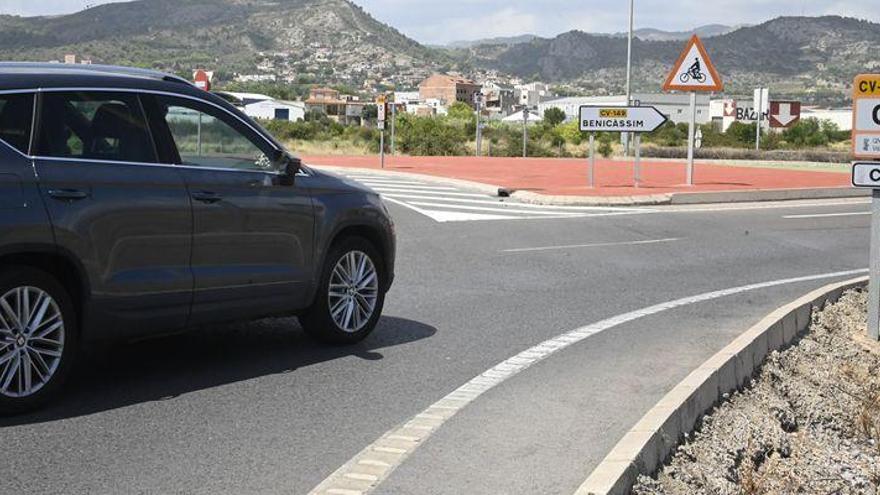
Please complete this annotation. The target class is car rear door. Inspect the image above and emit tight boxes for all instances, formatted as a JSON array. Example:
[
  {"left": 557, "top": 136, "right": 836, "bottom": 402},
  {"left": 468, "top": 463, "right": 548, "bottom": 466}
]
[
  {"left": 32, "top": 90, "right": 193, "bottom": 340},
  {"left": 143, "top": 94, "right": 314, "bottom": 325}
]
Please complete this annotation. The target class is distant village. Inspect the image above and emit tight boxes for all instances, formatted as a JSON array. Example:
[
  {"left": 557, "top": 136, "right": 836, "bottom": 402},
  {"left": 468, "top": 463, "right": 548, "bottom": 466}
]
[{"left": 60, "top": 53, "right": 854, "bottom": 133}]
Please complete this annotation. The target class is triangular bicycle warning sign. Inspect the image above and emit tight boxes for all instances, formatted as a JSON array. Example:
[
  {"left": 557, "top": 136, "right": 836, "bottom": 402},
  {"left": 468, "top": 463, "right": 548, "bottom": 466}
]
[{"left": 663, "top": 35, "right": 723, "bottom": 92}]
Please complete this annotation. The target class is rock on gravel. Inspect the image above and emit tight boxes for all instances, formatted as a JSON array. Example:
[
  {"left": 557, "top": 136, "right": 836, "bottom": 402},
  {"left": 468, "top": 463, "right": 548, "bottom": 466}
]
[{"left": 632, "top": 289, "right": 880, "bottom": 495}]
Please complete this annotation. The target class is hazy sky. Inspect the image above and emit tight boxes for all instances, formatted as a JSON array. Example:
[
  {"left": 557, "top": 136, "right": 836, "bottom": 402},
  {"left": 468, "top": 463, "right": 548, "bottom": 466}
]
[{"left": 1, "top": 0, "right": 877, "bottom": 44}]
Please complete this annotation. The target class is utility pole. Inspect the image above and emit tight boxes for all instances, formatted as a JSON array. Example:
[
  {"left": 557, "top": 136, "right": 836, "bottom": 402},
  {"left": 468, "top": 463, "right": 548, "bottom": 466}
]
[
  {"left": 522, "top": 108, "right": 529, "bottom": 158},
  {"left": 624, "top": 0, "right": 634, "bottom": 156}
]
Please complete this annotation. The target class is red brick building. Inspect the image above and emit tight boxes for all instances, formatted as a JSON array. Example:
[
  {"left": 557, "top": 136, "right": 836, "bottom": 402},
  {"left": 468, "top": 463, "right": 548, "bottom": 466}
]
[{"left": 418, "top": 74, "right": 482, "bottom": 108}]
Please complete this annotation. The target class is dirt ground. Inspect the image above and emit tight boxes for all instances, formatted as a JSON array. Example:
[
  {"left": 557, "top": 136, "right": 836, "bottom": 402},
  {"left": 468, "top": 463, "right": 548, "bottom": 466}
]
[{"left": 633, "top": 289, "right": 880, "bottom": 495}]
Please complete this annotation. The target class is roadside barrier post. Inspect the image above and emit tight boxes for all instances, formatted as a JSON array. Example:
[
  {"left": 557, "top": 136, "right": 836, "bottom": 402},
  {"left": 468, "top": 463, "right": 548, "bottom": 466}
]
[{"left": 851, "top": 74, "right": 880, "bottom": 339}]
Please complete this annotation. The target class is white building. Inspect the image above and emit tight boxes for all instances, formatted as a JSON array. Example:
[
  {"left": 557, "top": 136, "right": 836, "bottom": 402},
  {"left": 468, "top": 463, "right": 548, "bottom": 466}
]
[
  {"left": 802, "top": 108, "right": 852, "bottom": 131},
  {"left": 538, "top": 93, "right": 712, "bottom": 126},
  {"left": 515, "top": 82, "right": 553, "bottom": 108},
  {"left": 243, "top": 99, "right": 306, "bottom": 122},
  {"left": 502, "top": 109, "right": 543, "bottom": 125}
]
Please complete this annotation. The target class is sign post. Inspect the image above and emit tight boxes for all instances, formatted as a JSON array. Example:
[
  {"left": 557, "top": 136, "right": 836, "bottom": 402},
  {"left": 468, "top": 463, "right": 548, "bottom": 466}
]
[
  {"left": 662, "top": 35, "right": 724, "bottom": 186},
  {"left": 579, "top": 105, "right": 667, "bottom": 188},
  {"left": 389, "top": 94, "right": 396, "bottom": 156},
  {"left": 853, "top": 74, "right": 880, "bottom": 340},
  {"left": 475, "top": 93, "right": 484, "bottom": 157},
  {"left": 588, "top": 133, "right": 596, "bottom": 188},
  {"left": 377, "top": 95, "right": 386, "bottom": 169}
]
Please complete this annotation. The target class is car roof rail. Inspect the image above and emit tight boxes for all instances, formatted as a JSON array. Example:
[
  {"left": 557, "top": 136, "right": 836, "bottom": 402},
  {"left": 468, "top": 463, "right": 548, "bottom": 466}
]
[{"left": 0, "top": 62, "right": 194, "bottom": 86}]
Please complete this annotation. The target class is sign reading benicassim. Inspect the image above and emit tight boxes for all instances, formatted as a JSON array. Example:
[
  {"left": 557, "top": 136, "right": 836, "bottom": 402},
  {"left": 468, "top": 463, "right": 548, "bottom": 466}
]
[
  {"left": 579, "top": 106, "right": 668, "bottom": 133},
  {"left": 853, "top": 74, "right": 880, "bottom": 159}
]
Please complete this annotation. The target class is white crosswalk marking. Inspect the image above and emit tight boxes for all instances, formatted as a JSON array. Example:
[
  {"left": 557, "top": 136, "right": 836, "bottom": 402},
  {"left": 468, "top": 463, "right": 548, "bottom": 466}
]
[{"left": 339, "top": 173, "right": 656, "bottom": 223}]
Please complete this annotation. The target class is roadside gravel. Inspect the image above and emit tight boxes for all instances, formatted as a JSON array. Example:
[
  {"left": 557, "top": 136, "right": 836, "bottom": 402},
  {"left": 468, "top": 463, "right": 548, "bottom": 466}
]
[{"left": 633, "top": 289, "right": 880, "bottom": 495}]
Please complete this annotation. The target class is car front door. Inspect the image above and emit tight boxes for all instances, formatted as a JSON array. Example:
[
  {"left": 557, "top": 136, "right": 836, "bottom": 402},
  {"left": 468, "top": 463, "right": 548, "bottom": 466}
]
[
  {"left": 144, "top": 94, "right": 314, "bottom": 325},
  {"left": 33, "top": 90, "right": 193, "bottom": 340}
]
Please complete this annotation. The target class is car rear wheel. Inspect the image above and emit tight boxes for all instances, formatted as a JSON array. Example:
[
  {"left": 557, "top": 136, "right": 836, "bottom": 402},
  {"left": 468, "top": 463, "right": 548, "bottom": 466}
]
[
  {"left": 0, "top": 267, "right": 78, "bottom": 415},
  {"left": 300, "top": 237, "right": 385, "bottom": 344}
]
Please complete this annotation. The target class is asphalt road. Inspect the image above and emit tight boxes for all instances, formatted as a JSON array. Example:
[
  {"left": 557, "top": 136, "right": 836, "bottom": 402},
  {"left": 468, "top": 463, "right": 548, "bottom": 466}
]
[{"left": 0, "top": 171, "right": 871, "bottom": 495}]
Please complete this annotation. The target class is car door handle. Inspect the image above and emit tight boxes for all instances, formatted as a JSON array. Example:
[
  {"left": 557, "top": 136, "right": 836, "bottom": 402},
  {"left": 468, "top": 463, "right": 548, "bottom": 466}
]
[
  {"left": 191, "top": 191, "right": 223, "bottom": 204},
  {"left": 47, "top": 188, "right": 89, "bottom": 201}
]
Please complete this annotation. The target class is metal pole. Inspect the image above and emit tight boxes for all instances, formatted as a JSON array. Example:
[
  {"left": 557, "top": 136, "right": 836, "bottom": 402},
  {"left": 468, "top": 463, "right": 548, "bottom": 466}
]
[
  {"left": 380, "top": 129, "right": 385, "bottom": 169},
  {"left": 523, "top": 111, "right": 528, "bottom": 158},
  {"left": 390, "top": 103, "right": 396, "bottom": 156},
  {"left": 623, "top": 0, "right": 634, "bottom": 157},
  {"left": 634, "top": 133, "right": 641, "bottom": 188},
  {"left": 475, "top": 98, "right": 482, "bottom": 157},
  {"left": 686, "top": 91, "right": 696, "bottom": 186},
  {"left": 588, "top": 133, "right": 596, "bottom": 188},
  {"left": 870, "top": 188, "right": 880, "bottom": 340},
  {"left": 755, "top": 88, "right": 763, "bottom": 152}
]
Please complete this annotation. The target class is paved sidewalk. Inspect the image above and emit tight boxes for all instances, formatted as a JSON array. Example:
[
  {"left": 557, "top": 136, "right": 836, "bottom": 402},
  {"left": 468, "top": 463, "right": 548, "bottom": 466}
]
[{"left": 302, "top": 155, "right": 854, "bottom": 204}]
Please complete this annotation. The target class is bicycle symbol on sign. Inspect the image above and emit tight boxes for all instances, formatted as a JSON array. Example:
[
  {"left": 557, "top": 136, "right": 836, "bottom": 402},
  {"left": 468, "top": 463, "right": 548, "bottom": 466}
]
[{"left": 679, "top": 58, "right": 707, "bottom": 84}]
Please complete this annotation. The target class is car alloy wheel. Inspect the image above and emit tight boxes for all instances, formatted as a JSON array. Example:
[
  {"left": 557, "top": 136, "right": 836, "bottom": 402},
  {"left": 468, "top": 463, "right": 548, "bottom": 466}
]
[
  {"left": 327, "top": 251, "right": 380, "bottom": 333},
  {"left": 0, "top": 286, "right": 65, "bottom": 399}
]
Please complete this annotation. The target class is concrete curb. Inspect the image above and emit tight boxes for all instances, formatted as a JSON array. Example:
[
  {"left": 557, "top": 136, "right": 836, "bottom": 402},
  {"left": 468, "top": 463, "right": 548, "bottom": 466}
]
[
  {"left": 574, "top": 275, "right": 869, "bottom": 495},
  {"left": 309, "top": 165, "right": 865, "bottom": 207}
]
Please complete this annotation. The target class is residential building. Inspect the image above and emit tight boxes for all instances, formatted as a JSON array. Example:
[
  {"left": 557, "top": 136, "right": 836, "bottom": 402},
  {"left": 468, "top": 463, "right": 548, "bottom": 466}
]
[
  {"left": 515, "top": 82, "right": 553, "bottom": 108},
  {"left": 481, "top": 81, "right": 515, "bottom": 116},
  {"left": 418, "top": 74, "right": 482, "bottom": 109},
  {"left": 305, "top": 87, "right": 367, "bottom": 125}
]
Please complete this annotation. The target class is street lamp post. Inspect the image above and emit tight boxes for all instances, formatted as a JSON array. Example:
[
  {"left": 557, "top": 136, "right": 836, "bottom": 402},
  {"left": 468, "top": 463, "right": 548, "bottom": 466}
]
[{"left": 624, "top": 0, "right": 634, "bottom": 156}]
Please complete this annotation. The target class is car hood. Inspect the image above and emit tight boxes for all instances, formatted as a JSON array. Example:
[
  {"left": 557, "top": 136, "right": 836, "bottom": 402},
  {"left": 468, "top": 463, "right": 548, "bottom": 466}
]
[{"left": 301, "top": 166, "right": 377, "bottom": 195}]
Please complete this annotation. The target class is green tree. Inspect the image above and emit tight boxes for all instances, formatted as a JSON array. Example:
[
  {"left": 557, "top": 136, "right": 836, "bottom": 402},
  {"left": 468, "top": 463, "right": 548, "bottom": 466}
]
[
  {"left": 361, "top": 104, "right": 378, "bottom": 122},
  {"left": 447, "top": 101, "right": 475, "bottom": 121},
  {"left": 597, "top": 133, "right": 614, "bottom": 158},
  {"left": 543, "top": 107, "right": 567, "bottom": 127}
]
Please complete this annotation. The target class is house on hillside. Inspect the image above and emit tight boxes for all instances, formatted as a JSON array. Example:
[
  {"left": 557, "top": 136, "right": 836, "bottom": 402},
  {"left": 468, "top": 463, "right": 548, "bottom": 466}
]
[
  {"left": 418, "top": 74, "right": 482, "bottom": 109},
  {"left": 305, "top": 88, "right": 367, "bottom": 125}
]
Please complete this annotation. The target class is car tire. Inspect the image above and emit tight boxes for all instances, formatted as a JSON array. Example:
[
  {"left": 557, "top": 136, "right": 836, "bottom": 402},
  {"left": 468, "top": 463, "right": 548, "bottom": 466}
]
[
  {"left": 0, "top": 267, "right": 78, "bottom": 415},
  {"left": 300, "top": 237, "right": 386, "bottom": 345}
]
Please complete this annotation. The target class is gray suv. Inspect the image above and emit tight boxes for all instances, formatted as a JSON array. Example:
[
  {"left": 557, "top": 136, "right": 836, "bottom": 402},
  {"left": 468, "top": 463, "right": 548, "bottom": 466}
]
[{"left": 0, "top": 63, "right": 395, "bottom": 414}]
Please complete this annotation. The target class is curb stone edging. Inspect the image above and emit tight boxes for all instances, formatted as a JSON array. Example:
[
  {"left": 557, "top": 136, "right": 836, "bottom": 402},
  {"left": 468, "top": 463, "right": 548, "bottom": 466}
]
[
  {"left": 309, "top": 165, "right": 866, "bottom": 207},
  {"left": 575, "top": 276, "right": 869, "bottom": 495}
]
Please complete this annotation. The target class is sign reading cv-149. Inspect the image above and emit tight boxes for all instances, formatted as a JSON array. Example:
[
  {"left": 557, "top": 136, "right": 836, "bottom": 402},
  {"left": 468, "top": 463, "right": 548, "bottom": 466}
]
[
  {"left": 579, "top": 106, "right": 668, "bottom": 133},
  {"left": 854, "top": 74, "right": 880, "bottom": 159}
]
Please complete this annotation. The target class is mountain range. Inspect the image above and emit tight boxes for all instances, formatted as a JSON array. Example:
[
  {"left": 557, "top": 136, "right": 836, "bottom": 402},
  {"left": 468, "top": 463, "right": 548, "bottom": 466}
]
[{"left": 0, "top": 1, "right": 876, "bottom": 104}]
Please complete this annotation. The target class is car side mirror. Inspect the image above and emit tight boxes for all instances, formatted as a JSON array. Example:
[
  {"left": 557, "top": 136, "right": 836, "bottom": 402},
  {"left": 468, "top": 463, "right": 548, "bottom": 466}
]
[{"left": 278, "top": 153, "right": 301, "bottom": 186}]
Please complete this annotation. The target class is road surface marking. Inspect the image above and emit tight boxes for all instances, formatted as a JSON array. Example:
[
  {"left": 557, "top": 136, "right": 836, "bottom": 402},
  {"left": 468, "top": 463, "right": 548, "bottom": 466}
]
[
  {"left": 406, "top": 201, "right": 588, "bottom": 216},
  {"left": 307, "top": 268, "right": 868, "bottom": 495},
  {"left": 364, "top": 184, "right": 461, "bottom": 191},
  {"left": 501, "top": 238, "right": 681, "bottom": 253},
  {"left": 372, "top": 187, "right": 488, "bottom": 197},
  {"left": 783, "top": 211, "right": 871, "bottom": 219}
]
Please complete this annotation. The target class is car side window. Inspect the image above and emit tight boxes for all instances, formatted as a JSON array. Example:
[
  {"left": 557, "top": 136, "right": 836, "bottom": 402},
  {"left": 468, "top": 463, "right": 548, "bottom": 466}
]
[
  {"left": 0, "top": 93, "right": 35, "bottom": 155},
  {"left": 36, "top": 92, "right": 158, "bottom": 163},
  {"left": 155, "top": 96, "right": 275, "bottom": 172}
]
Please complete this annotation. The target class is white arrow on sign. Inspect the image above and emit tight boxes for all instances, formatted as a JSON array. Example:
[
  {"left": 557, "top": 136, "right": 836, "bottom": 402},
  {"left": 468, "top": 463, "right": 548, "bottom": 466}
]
[
  {"left": 579, "top": 106, "right": 668, "bottom": 133},
  {"left": 774, "top": 103, "right": 796, "bottom": 126}
]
